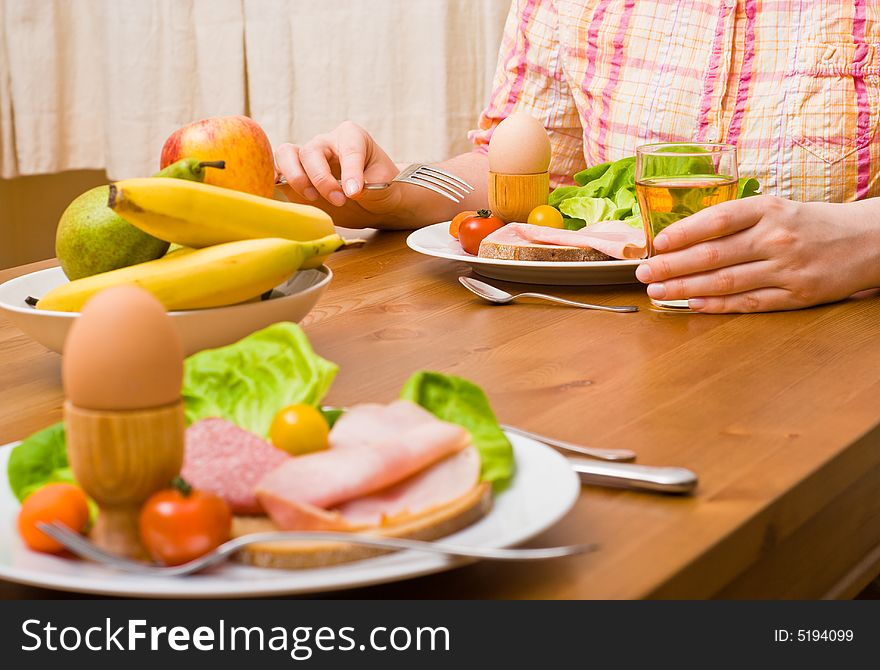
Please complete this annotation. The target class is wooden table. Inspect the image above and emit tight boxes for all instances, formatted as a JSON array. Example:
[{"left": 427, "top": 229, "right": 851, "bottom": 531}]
[{"left": 3, "top": 231, "right": 880, "bottom": 599}]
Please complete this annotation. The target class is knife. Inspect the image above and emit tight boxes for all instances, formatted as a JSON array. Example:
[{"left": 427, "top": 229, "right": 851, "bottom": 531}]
[{"left": 568, "top": 458, "right": 698, "bottom": 495}]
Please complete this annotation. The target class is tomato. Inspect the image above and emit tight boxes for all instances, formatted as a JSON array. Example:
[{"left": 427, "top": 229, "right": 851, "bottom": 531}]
[
  {"left": 269, "top": 403, "right": 330, "bottom": 456},
  {"left": 18, "top": 483, "right": 90, "bottom": 553},
  {"left": 139, "top": 478, "right": 232, "bottom": 566},
  {"left": 449, "top": 210, "right": 476, "bottom": 239},
  {"left": 457, "top": 209, "right": 506, "bottom": 255},
  {"left": 527, "top": 204, "right": 565, "bottom": 228}
]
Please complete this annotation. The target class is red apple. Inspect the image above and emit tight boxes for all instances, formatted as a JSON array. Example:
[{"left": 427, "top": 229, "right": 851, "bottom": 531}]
[{"left": 160, "top": 115, "right": 275, "bottom": 198}]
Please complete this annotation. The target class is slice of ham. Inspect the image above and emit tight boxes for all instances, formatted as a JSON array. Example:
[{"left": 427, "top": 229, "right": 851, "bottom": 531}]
[
  {"left": 338, "top": 446, "right": 481, "bottom": 527},
  {"left": 327, "top": 400, "right": 439, "bottom": 451},
  {"left": 481, "top": 221, "right": 647, "bottom": 259},
  {"left": 256, "top": 400, "right": 471, "bottom": 530},
  {"left": 181, "top": 418, "right": 290, "bottom": 515}
]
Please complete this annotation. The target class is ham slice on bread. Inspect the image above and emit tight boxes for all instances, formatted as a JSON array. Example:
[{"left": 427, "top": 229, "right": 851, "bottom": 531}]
[
  {"left": 256, "top": 400, "right": 473, "bottom": 531},
  {"left": 338, "top": 446, "right": 481, "bottom": 527},
  {"left": 478, "top": 221, "right": 647, "bottom": 261}
]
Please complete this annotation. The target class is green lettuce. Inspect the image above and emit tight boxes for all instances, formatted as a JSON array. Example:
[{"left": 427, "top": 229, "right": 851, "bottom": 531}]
[
  {"left": 559, "top": 196, "right": 618, "bottom": 223},
  {"left": 6, "top": 422, "right": 72, "bottom": 502},
  {"left": 400, "top": 371, "right": 515, "bottom": 487},
  {"left": 549, "top": 149, "right": 761, "bottom": 231},
  {"left": 182, "top": 322, "right": 337, "bottom": 437},
  {"left": 737, "top": 177, "right": 761, "bottom": 198}
]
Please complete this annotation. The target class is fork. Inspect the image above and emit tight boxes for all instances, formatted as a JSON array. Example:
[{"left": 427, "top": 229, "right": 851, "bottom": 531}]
[
  {"left": 277, "top": 163, "right": 474, "bottom": 203},
  {"left": 38, "top": 522, "right": 595, "bottom": 577}
]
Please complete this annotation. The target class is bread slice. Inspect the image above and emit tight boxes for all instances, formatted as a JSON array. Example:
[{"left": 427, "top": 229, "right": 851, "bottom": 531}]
[
  {"left": 479, "top": 240, "right": 611, "bottom": 262},
  {"left": 232, "top": 482, "right": 492, "bottom": 569}
]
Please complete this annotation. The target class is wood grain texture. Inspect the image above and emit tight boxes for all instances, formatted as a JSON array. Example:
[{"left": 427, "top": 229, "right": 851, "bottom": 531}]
[
  {"left": 488, "top": 171, "right": 549, "bottom": 223},
  {"left": 65, "top": 400, "right": 185, "bottom": 559},
  {"left": 2, "top": 234, "right": 880, "bottom": 599}
]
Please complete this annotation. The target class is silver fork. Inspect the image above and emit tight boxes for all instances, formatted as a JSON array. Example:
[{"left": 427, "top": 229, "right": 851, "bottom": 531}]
[
  {"left": 278, "top": 163, "right": 474, "bottom": 203},
  {"left": 38, "top": 522, "right": 595, "bottom": 577}
]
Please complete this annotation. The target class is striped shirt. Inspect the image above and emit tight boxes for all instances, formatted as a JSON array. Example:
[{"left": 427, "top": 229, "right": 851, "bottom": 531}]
[{"left": 469, "top": 0, "right": 880, "bottom": 202}]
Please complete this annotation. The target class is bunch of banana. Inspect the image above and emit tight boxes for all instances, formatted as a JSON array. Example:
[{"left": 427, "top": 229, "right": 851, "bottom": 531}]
[
  {"left": 37, "top": 235, "right": 343, "bottom": 312},
  {"left": 108, "top": 178, "right": 336, "bottom": 269},
  {"left": 38, "top": 173, "right": 354, "bottom": 312}
]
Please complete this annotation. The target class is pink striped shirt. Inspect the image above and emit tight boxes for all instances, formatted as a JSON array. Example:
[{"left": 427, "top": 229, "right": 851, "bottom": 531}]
[{"left": 469, "top": 0, "right": 880, "bottom": 202}]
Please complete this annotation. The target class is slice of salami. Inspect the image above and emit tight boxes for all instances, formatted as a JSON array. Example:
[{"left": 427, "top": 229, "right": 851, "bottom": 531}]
[{"left": 182, "top": 418, "right": 290, "bottom": 515}]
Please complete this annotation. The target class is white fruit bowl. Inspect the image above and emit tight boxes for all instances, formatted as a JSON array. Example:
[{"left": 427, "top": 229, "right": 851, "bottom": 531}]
[{"left": 0, "top": 265, "right": 332, "bottom": 356}]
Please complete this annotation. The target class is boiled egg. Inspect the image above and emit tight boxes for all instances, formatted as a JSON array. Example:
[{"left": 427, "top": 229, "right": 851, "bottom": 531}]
[
  {"left": 488, "top": 112, "right": 551, "bottom": 175},
  {"left": 62, "top": 285, "right": 183, "bottom": 411}
]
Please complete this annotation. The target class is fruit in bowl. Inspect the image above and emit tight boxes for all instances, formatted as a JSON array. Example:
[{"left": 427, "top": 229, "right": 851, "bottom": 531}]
[
  {"left": 55, "top": 158, "right": 225, "bottom": 280},
  {"left": 160, "top": 115, "right": 276, "bottom": 198}
]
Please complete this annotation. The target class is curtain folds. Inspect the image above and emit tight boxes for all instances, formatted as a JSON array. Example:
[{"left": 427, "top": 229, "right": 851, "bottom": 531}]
[{"left": 0, "top": 0, "right": 508, "bottom": 180}]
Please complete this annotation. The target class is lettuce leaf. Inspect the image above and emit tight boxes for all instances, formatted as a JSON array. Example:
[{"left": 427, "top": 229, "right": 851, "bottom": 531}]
[
  {"left": 6, "top": 422, "right": 72, "bottom": 502},
  {"left": 400, "top": 371, "right": 515, "bottom": 488},
  {"left": 182, "top": 322, "right": 337, "bottom": 437},
  {"left": 549, "top": 151, "right": 762, "bottom": 232},
  {"left": 738, "top": 177, "right": 761, "bottom": 198},
  {"left": 559, "top": 196, "right": 618, "bottom": 223}
]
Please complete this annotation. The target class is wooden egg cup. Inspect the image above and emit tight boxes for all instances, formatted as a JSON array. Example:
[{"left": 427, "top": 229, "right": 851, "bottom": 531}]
[
  {"left": 488, "top": 171, "right": 550, "bottom": 222},
  {"left": 64, "top": 400, "right": 185, "bottom": 560}
]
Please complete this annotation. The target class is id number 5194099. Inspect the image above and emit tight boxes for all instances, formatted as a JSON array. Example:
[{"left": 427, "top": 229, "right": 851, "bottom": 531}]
[{"left": 773, "top": 629, "right": 854, "bottom": 642}]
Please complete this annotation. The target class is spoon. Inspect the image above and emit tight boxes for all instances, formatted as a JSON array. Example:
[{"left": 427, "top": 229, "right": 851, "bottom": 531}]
[{"left": 459, "top": 277, "right": 638, "bottom": 313}]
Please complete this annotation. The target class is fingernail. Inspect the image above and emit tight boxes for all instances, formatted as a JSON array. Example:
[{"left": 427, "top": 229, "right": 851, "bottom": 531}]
[
  {"left": 653, "top": 234, "right": 669, "bottom": 251},
  {"left": 635, "top": 264, "right": 653, "bottom": 283},
  {"left": 328, "top": 191, "right": 346, "bottom": 207},
  {"left": 689, "top": 298, "right": 706, "bottom": 310},
  {"left": 647, "top": 282, "right": 666, "bottom": 299},
  {"left": 344, "top": 179, "right": 359, "bottom": 196},
  {"left": 304, "top": 187, "right": 319, "bottom": 202}
]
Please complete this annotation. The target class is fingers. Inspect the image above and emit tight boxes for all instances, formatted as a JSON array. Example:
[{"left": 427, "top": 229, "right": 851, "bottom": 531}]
[
  {"left": 275, "top": 143, "right": 319, "bottom": 202},
  {"left": 687, "top": 288, "right": 798, "bottom": 313},
  {"left": 653, "top": 196, "right": 770, "bottom": 252},
  {"left": 645, "top": 260, "right": 777, "bottom": 302},
  {"left": 636, "top": 227, "right": 764, "bottom": 284},
  {"left": 336, "top": 122, "right": 368, "bottom": 198},
  {"left": 298, "top": 138, "right": 346, "bottom": 206}
]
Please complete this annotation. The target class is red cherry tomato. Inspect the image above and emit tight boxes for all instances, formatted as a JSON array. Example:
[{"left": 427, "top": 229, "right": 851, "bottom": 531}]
[
  {"left": 457, "top": 210, "right": 505, "bottom": 255},
  {"left": 449, "top": 210, "right": 476, "bottom": 239},
  {"left": 139, "top": 478, "right": 231, "bottom": 566}
]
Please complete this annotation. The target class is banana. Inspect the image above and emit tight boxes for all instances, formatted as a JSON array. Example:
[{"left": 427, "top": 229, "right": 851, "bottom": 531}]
[
  {"left": 108, "top": 178, "right": 336, "bottom": 268},
  {"left": 37, "top": 235, "right": 343, "bottom": 312}
]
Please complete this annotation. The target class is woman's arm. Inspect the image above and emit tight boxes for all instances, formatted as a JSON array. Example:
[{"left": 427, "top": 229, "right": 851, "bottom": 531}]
[
  {"left": 634, "top": 196, "right": 880, "bottom": 313},
  {"left": 275, "top": 122, "right": 489, "bottom": 230}
]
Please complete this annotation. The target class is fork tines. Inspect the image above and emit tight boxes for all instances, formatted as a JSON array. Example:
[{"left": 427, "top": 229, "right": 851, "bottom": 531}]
[{"left": 401, "top": 164, "right": 474, "bottom": 203}]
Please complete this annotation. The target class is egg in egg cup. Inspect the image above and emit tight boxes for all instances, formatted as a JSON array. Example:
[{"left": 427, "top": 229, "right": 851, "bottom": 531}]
[{"left": 487, "top": 113, "right": 552, "bottom": 223}]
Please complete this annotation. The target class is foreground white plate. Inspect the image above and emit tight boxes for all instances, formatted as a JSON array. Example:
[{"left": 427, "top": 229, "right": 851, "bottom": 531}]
[
  {"left": 407, "top": 222, "right": 640, "bottom": 286},
  {"left": 0, "top": 266, "right": 332, "bottom": 356},
  {"left": 0, "top": 432, "right": 580, "bottom": 598}
]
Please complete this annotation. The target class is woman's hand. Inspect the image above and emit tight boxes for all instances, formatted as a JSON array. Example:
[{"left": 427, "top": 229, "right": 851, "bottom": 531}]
[
  {"left": 634, "top": 195, "right": 880, "bottom": 313},
  {"left": 275, "top": 121, "right": 405, "bottom": 224},
  {"left": 274, "top": 121, "right": 489, "bottom": 229}
]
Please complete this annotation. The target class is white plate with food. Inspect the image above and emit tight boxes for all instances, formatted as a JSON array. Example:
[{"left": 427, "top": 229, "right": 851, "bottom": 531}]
[
  {"left": 406, "top": 222, "right": 641, "bottom": 286},
  {"left": 0, "top": 431, "right": 579, "bottom": 598},
  {"left": 1, "top": 320, "right": 581, "bottom": 598},
  {"left": 0, "top": 265, "right": 332, "bottom": 356}
]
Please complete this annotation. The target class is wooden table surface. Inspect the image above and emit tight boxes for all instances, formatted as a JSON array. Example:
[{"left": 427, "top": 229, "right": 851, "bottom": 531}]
[{"left": 3, "top": 230, "right": 880, "bottom": 600}]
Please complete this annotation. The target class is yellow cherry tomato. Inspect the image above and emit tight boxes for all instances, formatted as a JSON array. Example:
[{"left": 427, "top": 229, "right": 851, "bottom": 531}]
[
  {"left": 527, "top": 204, "right": 565, "bottom": 228},
  {"left": 269, "top": 404, "right": 330, "bottom": 456}
]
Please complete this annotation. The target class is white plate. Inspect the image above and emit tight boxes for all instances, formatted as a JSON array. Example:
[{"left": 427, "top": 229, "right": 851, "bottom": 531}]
[
  {"left": 0, "top": 433, "right": 580, "bottom": 598},
  {"left": 407, "top": 222, "right": 640, "bottom": 286},
  {"left": 0, "top": 266, "right": 332, "bottom": 356}
]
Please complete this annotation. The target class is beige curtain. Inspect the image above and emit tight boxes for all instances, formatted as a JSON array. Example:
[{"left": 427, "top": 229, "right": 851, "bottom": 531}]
[{"left": 0, "top": 0, "right": 509, "bottom": 180}]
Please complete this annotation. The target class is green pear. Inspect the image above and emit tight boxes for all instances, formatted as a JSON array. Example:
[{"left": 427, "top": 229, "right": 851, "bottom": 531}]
[{"left": 55, "top": 159, "right": 225, "bottom": 280}]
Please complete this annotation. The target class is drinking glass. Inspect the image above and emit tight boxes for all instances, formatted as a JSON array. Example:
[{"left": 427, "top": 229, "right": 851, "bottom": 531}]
[{"left": 635, "top": 143, "right": 738, "bottom": 311}]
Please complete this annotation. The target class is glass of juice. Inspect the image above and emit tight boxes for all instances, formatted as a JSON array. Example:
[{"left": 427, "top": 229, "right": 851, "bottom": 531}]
[{"left": 635, "top": 143, "right": 738, "bottom": 311}]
